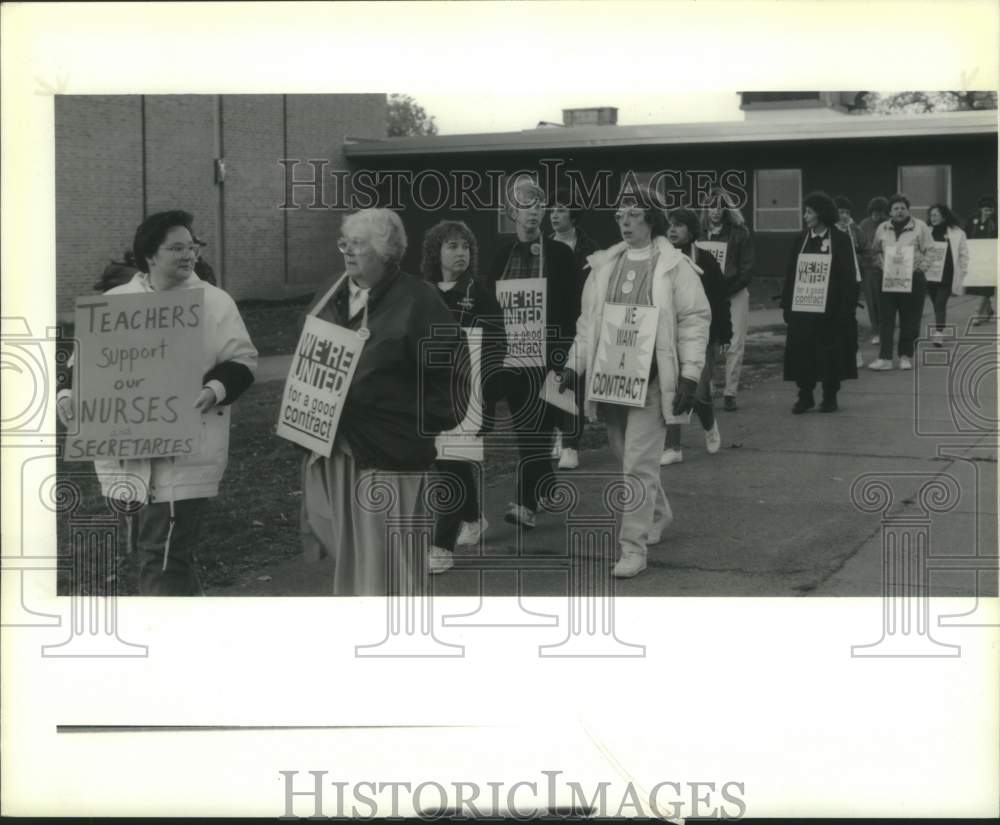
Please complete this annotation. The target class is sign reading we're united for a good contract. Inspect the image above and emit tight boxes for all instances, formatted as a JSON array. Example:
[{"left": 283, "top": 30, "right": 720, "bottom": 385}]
[
  {"left": 436, "top": 327, "right": 484, "bottom": 463},
  {"left": 587, "top": 303, "right": 658, "bottom": 407},
  {"left": 882, "top": 244, "right": 915, "bottom": 293},
  {"left": 65, "top": 290, "right": 205, "bottom": 461},
  {"left": 497, "top": 278, "right": 546, "bottom": 368},
  {"left": 276, "top": 316, "right": 362, "bottom": 457},
  {"left": 791, "top": 254, "right": 832, "bottom": 314}
]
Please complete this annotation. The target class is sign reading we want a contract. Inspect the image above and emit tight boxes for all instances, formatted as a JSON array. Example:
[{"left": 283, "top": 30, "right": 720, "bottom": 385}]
[{"left": 65, "top": 291, "right": 205, "bottom": 461}]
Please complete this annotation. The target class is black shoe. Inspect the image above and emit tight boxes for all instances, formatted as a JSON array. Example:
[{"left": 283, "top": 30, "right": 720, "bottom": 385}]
[
  {"left": 723, "top": 396, "right": 738, "bottom": 412},
  {"left": 792, "top": 396, "right": 815, "bottom": 414},
  {"left": 819, "top": 397, "right": 839, "bottom": 413}
]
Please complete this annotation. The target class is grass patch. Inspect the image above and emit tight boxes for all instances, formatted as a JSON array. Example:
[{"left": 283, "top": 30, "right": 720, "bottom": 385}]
[{"left": 237, "top": 295, "right": 313, "bottom": 357}]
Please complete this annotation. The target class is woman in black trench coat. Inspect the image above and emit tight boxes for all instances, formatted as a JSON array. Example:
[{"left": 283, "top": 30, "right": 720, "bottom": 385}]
[{"left": 780, "top": 191, "right": 858, "bottom": 413}]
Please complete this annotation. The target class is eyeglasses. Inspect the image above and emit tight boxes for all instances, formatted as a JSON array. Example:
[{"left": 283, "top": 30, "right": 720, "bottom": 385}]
[
  {"left": 615, "top": 209, "right": 645, "bottom": 222},
  {"left": 337, "top": 238, "right": 369, "bottom": 254},
  {"left": 160, "top": 243, "right": 202, "bottom": 256}
]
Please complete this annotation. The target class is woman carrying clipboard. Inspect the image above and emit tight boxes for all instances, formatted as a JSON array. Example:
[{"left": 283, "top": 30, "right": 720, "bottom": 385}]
[{"left": 780, "top": 191, "right": 858, "bottom": 414}]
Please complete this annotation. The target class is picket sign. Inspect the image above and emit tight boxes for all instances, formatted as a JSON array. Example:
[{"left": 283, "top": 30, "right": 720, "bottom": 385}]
[
  {"left": 694, "top": 240, "right": 727, "bottom": 273},
  {"left": 587, "top": 302, "right": 658, "bottom": 408},
  {"left": 435, "top": 326, "right": 484, "bottom": 463},
  {"left": 497, "top": 277, "right": 547, "bottom": 369},
  {"left": 923, "top": 241, "right": 948, "bottom": 284},
  {"left": 882, "top": 244, "right": 915, "bottom": 293}
]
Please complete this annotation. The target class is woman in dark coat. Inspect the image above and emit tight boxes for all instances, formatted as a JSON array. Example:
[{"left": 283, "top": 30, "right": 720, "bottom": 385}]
[{"left": 781, "top": 191, "right": 858, "bottom": 413}]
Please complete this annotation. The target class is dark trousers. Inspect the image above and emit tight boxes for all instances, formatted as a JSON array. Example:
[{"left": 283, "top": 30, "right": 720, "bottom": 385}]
[
  {"left": 559, "top": 379, "right": 587, "bottom": 449},
  {"left": 505, "top": 368, "right": 556, "bottom": 511},
  {"left": 432, "top": 460, "right": 480, "bottom": 551},
  {"left": 797, "top": 380, "right": 840, "bottom": 402},
  {"left": 135, "top": 498, "right": 207, "bottom": 596},
  {"left": 878, "top": 278, "right": 927, "bottom": 359},
  {"left": 925, "top": 282, "right": 951, "bottom": 330}
]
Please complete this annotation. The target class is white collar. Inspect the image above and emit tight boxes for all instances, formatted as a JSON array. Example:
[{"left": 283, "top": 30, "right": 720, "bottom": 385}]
[
  {"left": 625, "top": 244, "right": 653, "bottom": 261},
  {"left": 809, "top": 227, "right": 830, "bottom": 239},
  {"left": 349, "top": 278, "right": 370, "bottom": 296}
]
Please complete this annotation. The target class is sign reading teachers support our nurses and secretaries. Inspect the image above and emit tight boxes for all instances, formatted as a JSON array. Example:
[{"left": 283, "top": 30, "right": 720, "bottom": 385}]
[
  {"left": 65, "top": 290, "right": 205, "bottom": 461},
  {"left": 497, "top": 278, "right": 546, "bottom": 368},
  {"left": 695, "top": 240, "right": 727, "bottom": 272},
  {"left": 923, "top": 241, "right": 948, "bottom": 283},
  {"left": 587, "top": 303, "right": 658, "bottom": 408},
  {"left": 882, "top": 244, "right": 915, "bottom": 293},
  {"left": 791, "top": 253, "right": 832, "bottom": 314},
  {"left": 276, "top": 315, "right": 363, "bottom": 457}
]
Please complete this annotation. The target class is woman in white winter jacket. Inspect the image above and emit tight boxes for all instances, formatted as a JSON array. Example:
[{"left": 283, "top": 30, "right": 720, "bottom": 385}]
[
  {"left": 57, "top": 210, "right": 258, "bottom": 595},
  {"left": 559, "top": 188, "right": 711, "bottom": 578}
]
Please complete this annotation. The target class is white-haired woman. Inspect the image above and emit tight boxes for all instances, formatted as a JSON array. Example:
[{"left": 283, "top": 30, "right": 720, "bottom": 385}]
[{"left": 298, "top": 208, "right": 470, "bottom": 595}]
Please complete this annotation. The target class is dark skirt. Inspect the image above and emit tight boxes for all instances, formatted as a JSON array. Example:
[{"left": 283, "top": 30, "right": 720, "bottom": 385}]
[{"left": 783, "top": 314, "right": 858, "bottom": 384}]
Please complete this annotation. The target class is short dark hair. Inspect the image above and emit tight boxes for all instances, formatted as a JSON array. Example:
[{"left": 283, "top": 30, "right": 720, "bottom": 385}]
[
  {"left": 551, "top": 186, "right": 582, "bottom": 226},
  {"left": 887, "top": 193, "right": 911, "bottom": 210},
  {"left": 132, "top": 210, "right": 194, "bottom": 272},
  {"left": 667, "top": 208, "right": 701, "bottom": 241},
  {"left": 833, "top": 195, "right": 853, "bottom": 213},
  {"left": 618, "top": 184, "right": 668, "bottom": 238},
  {"left": 802, "top": 191, "right": 838, "bottom": 229},
  {"left": 927, "top": 202, "right": 961, "bottom": 229},
  {"left": 977, "top": 193, "right": 997, "bottom": 209},
  {"left": 420, "top": 220, "right": 479, "bottom": 284},
  {"left": 866, "top": 196, "right": 889, "bottom": 215}
]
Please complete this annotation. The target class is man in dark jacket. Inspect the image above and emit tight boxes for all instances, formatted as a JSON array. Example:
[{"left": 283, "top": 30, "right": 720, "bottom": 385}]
[
  {"left": 548, "top": 186, "right": 600, "bottom": 470},
  {"left": 484, "top": 176, "right": 580, "bottom": 528}
]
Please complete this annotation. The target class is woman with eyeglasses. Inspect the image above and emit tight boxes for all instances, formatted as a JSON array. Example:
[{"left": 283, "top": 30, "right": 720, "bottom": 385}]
[
  {"left": 298, "top": 208, "right": 470, "bottom": 595},
  {"left": 56, "top": 210, "right": 258, "bottom": 595}
]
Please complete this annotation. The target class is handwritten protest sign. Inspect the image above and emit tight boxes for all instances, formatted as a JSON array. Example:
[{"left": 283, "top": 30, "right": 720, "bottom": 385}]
[
  {"left": 435, "top": 327, "right": 484, "bottom": 463},
  {"left": 923, "top": 241, "right": 948, "bottom": 283},
  {"left": 497, "top": 277, "right": 546, "bottom": 368},
  {"left": 963, "top": 239, "right": 998, "bottom": 290},
  {"left": 791, "top": 253, "right": 832, "bottom": 314},
  {"left": 587, "top": 303, "right": 658, "bottom": 407},
  {"left": 65, "top": 290, "right": 204, "bottom": 461},
  {"left": 882, "top": 244, "right": 914, "bottom": 293},
  {"left": 276, "top": 315, "right": 363, "bottom": 457},
  {"left": 695, "top": 240, "right": 727, "bottom": 272}
]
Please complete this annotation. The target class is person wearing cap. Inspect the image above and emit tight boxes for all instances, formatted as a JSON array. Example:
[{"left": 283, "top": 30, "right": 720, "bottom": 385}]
[
  {"left": 834, "top": 195, "right": 865, "bottom": 369},
  {"left": 559, "top": 186, "right": 711, "bottom": 578},
  {"left": 485, "top": 176, "right": 579, "bottom": 530},
  {"left": 780, "top": 191, "right": 858, "bottom": 413},
  {"left": 298, "top": 208, "right": 470, "bottom": 595},
  {"left": 660, "top": 207, "right": 732, "bottom": 466},
  {"left": 857, "top": 196, "right": 889, "bottom": 344},
  {"left": 56, "top": 209, "right": 258, "bottom": 596},
  {"left": 548, "top": 186, "right": 600, "bottom": 470},
  {"left": 868, "top": 193, "right": 934, "bottom": 371},
  {"left": 965, "top": 194, "right": 998, "bottom": 325},
  {"left": 701, "top": 187, "right": 754, "bottom": 412}
]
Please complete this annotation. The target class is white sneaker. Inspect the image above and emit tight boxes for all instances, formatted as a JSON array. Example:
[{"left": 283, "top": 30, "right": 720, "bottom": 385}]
[
  {"left": 856, "top": 351, "right": 864, "bottom": 369},
  {"left": 456, "top": 517, "right": 488, "bottom": 546},
  {"left": 613, "top": 553, "right": 647, "bottom": 578},
  {"left": 705, "top": 422, "right": 721, "bottom": 455},
  {"left": 504, "top": 503, "right": 536, "bottom": 529},
  {"left": 931, "top": 330, "right": 943, "bottom": 348},
  {"left": 660, "top": 448, "right": 684, "bottom": 466},
  {"left": 551, "top": 430, "right": 562, "bottom": 460},
  {"left": 868, "top": 358, "right": 893, "bottom": 371},
  {"left": 871, "top": 334, "right": 880, "bottom": 345},
  {"left": 428, "top": 545, "right": 454, "bottom": 574},
  {"left": 558, "top": 448, "right": 579, "bottom": 470},
  {"left": 899, "top": 356, "right": 913, "bottom": 371}
]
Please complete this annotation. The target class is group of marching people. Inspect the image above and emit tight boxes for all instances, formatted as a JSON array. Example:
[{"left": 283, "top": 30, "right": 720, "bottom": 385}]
[{"left": 57, "top": 185, "right": 996, "bottom": 595}]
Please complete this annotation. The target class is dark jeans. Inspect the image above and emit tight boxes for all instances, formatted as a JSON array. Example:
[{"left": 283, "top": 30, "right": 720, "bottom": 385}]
[
  {"left": 505, "top": 368, "right": 557, "bottom": 511},
  {"left": 878, "top": 277, "right": 927, "bottom": 359},
  {"left": 559, "top": 378, "right": 587, "bottom": 449},
  {"left": 664, "top": 342, "right": 716, "bottom": 449},
  {"left": 136, "top": 498, "right": 207, "bottom": 596},
  {"left": 432, "top": 460, "right": 480, "bottom": 551},
  {"left": 925, "top": 282, "right": 951, "bottom": 331},
  {"left": 797, "top": 380, "right": 840, "bottom": 402}
]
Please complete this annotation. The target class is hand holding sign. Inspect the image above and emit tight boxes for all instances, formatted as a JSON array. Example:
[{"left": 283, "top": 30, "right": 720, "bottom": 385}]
[
  {"left": 557, "top": 367, "right": 577, "bottom": 394},
  {"left": 194, "top": 386, "right": 218, "bottom": 413}
]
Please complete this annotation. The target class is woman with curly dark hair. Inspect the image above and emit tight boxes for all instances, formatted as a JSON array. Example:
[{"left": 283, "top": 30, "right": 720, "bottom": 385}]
[
  {"left": 420, "top": 220, "right": 507, "bottom": 574},
  {"left": 924, "top": 203, "right": 969, "bottom": 345},
  {"left": 780, "top": 191, "right": 858, "bottom": 413}
]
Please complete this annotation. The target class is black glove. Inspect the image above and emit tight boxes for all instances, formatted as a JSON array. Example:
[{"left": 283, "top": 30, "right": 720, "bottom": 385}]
[
  {"left": 557, "top": 368, "right": 577, "bottom": 394},
  {"left": 672, "top": 377, "right": 698, "bottom": 415}
]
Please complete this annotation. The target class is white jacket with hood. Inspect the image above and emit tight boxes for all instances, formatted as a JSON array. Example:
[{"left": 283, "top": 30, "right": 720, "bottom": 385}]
[{"left": 567, "top": 236, "right": 712, "bottom": 425}]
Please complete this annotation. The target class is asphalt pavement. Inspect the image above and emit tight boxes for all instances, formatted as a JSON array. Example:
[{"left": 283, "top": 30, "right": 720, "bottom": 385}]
[{"left": 211, "top": 296, "right": 997, "bottom": 598}]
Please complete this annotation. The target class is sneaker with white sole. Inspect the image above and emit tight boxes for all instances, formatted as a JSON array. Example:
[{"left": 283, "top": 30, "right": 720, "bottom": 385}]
[
  {"left": 428, "top": 546, "right": 454, "bottom": 574},
  {"left": 613, "top": 553, "right": 647, "bottom": 578},
  {"left": 551, "top": 430, "right": 562, "bottom": 460},
  {"left": 558, "top": 447, "right": 579, "bottom": 469},
  {"left": 660, "top": 448, "right": 684, "bottom": 466},
  {"left": 704, "top": 422, "right": 721, "bottom": 454},
  {"left": 871, "top": 334, "right": 880, "bottom": 345},
  {"left": 504, "top": 503, "right": 536, "bottom": 529},
  {"left": 868, "top": 358, "right": 893, "bottom": 371},
  {"left": 899, "top": 355, "right": 913, "bottom": 371},
  {"left": 931, "top": 330, "right": 943, "bottom": 348},
  {"left": 456, "top": 517, "right": 489, "bottom": 546}
]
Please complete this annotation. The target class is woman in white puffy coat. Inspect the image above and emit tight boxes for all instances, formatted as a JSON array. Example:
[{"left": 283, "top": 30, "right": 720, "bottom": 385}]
[
  {"left": 559, "top": 189, "right": 711, "bottom": 578},
  {"left": 57, "top": 210, "right": 258, "bottom": 595}
]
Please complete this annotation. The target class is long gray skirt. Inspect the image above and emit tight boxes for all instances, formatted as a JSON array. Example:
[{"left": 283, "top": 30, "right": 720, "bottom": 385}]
[{"left": 300, "top": 443, "right": 429, "bottom": 596}]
